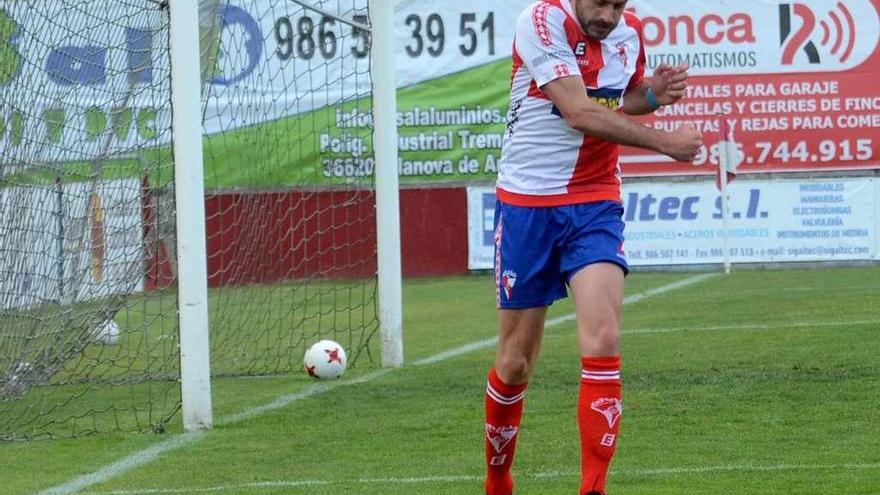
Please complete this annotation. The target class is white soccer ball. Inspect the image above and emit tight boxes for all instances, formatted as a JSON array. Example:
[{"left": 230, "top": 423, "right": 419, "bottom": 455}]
[
  {"left": 92, "top": 319, "right": 120, "bottom": 345},
  {"left": 303, "top": 340, "right": 347, "bottom": 380}
]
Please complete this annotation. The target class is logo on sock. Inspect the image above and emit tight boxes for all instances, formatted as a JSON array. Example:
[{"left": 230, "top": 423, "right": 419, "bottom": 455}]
[
  {"left": 590, "top": 397, "right": 623, "bottom": 429},
  {"left": 485, "top": 424, "right": 519, "bottom": 453}
]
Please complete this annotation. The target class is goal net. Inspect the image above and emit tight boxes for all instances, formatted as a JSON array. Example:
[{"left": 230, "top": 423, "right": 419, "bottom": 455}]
[
  {"left": 201, "top": 0, "right": 379, "bottom": 378},
  {"left": 0, "top": 0, "right": 381, "bottom": 440}
]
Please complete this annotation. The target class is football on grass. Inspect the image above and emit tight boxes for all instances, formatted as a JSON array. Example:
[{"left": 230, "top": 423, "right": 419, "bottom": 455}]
[{"left": 303, "top": 340, "right": 347, "bottom": 379}]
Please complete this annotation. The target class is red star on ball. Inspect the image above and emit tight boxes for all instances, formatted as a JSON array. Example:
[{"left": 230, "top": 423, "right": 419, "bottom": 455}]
[{"left": 326, "top": 348, "right": 342, "bottom": 364}]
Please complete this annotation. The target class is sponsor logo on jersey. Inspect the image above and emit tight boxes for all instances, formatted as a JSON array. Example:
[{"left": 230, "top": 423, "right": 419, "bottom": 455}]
[
  {"left": 506, "top": 99, "right": 523, "bottom": 137},
  {"left": 587, "top": 88, "right": 624, "bottom": 111},
  {"left": 551, "top": 87, "right": 623, "bottom": 118},
  {"left": 530, "top": 50, "right": 577, "bottom": 69}
]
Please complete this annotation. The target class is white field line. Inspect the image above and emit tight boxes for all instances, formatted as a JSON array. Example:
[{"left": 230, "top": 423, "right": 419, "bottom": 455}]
[
  {"left": 37, "top": 273, "right": 714, "bottom": 495},
  {"left": 35, "top": 434, "right": 206, "bottom": 495},
  {"left": 82, "top": 480, "right": 329, "bottom": 495},
  {"left": 412, "top": 272, "right": 718, "bottom": 366},
  {"left": 623, "top": 319, "right": 880, "bottom": 335},
  {"left": 35, "top": 372, "right": 391, "bottom": 495},
  {"left": 724, "top": 285, "right": 880, "bottom": 295},
  {"left": 539, "top": 318, "right": 880, "bottom": 341},
  {"left": 82, "top": 462, "right": 880, "bottom": 494}
]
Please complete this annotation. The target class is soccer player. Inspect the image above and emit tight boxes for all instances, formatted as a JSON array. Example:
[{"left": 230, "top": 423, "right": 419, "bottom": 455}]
[{"left": 483, "top": 1, "right": 703, "bottom": 495}]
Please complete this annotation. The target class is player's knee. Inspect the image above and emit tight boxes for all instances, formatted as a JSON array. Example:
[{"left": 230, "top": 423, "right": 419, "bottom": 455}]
[
  {"left": 585, "top": 323, "right": 620, "bottom": 355},
  {"left": 495, "top": 354, "right": 532, "bottom": 384},
  {"left": 595, "top": 325, "right": 620, "bottom": 354}
]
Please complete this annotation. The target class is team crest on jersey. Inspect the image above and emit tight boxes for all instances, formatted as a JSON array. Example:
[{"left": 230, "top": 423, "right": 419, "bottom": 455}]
[
  {"left": 501, "top": 270, "right": 517, "bottom": 299},
  {"left": 616, "top": 41, "right": 630, "bottom": 68},
  {"left": 591, "top": 397, "right": 623, "bottom": 429},
  {"left": 486, "top": 424, "right": 519, "bottom": 453}
]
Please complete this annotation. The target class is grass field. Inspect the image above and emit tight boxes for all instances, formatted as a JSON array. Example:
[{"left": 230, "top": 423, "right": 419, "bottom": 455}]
[{"left": 2, "top": 267, "right": 879, "bottom": 495}]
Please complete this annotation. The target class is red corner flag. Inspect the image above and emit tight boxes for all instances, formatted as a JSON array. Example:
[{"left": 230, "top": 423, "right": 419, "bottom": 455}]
[{"left": 716, "top": 119, "right": 741, "bottom": 191}]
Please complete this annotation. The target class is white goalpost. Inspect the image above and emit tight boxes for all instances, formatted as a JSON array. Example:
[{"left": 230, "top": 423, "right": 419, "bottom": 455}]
[
  {"left": 166, "top": 0, "right": 403, "bottom": 431},
  {"left": 370, "top": 0, "right": 403, "bottom": 369},
  {"left": 168, "top": 0, "right": 214, "bottom": 432}
]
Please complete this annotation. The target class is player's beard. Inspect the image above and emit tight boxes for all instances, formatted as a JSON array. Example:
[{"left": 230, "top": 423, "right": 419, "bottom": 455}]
[
  {"left": 584, "top": 20, "right": 615, "bottom": 39},
  {"left": 574, "top": 0, "right": 619, "bottom": 40}
]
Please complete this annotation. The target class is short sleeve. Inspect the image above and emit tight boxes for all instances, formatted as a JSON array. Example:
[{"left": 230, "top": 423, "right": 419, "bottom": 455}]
[{"left": 515, "top": 3, "right": 580, "bottom": 88}]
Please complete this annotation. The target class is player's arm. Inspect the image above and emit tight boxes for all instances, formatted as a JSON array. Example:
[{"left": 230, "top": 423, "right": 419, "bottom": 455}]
[
  {"left": 543, "top": 75, "right": 700, "bottom": 162},
  {"left": 621, "top": 63, "right": 690, "bottom": 116}
]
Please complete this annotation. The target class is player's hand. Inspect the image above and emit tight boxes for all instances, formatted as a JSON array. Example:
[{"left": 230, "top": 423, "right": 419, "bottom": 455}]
[
  {"left": 651, "top": 63, "right": 689, "bottom": 106},
  {"left": 662, "top": 123, "right": 703, "bottom": 162}
]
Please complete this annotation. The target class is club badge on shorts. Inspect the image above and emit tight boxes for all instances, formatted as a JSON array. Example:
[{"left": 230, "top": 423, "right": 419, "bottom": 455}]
[{"left": 502, "top": 270, "right": 518, "bottom": 299}]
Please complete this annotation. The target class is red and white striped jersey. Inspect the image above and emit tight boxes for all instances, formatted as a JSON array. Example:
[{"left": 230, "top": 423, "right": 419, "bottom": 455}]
[{"left": 497, "top": 0, "right": 646, "bottom": 207}]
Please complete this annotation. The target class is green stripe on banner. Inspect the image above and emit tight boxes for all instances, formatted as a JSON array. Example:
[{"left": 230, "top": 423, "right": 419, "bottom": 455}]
[{"left": 203, "top": 58, "right": 511, "bottom": 189}]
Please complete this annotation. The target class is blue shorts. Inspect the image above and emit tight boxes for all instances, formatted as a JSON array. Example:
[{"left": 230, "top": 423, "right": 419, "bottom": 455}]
[{"left": 494, "top": 200, "right": 629, "bottom": 309}]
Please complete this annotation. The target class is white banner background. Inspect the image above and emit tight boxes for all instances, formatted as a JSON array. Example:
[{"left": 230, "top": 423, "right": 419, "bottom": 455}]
[{"left": 468, "top": 178, "right": 878, "bottom": 269}]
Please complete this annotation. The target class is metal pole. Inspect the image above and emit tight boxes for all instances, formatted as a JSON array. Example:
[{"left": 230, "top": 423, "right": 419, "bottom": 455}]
[{"left": 719, "top": 122, "right": 733, "bottom": 275}]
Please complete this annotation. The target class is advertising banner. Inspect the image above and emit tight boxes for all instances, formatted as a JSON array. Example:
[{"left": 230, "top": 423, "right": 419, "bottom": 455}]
[
  {"left": 624, "top": 0, "right": 880, "bottom": 176},
  {"left": 288, "top": 0, "right": 880, "bottom": 182},
  {"left": 0, "top": 1, "right": 877, "bottom": 184},
  {"left": 467, "top": 178, "right": 877, "bottom": 269}
]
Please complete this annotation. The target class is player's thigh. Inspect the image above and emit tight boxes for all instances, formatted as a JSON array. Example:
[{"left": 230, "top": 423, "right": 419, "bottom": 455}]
[
  {"left": 569, "top": 263, "right": 624, "bottom": 356},
  {"left": 557, "top": 201, "right": 628, "bottom": 356}
]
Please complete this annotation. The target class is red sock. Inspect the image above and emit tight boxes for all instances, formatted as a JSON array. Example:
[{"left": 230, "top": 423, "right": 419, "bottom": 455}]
[
  {"left": 578, "top": 356, "right": 623, "bottom": 495},
  {"left": 484, "top": 367, "right": 527, "bottom": 495}
]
